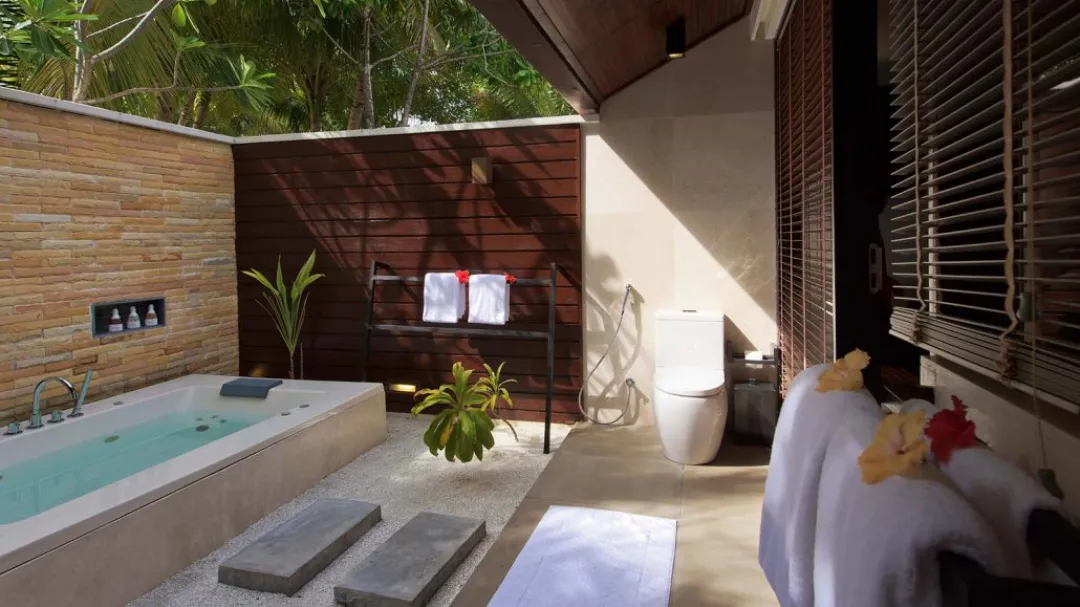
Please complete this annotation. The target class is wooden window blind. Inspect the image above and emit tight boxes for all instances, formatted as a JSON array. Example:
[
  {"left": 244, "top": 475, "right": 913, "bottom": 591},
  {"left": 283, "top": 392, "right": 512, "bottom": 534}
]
[
  {"left": 888, "top": 0, "right": 1080, "bottom": 411},
  {"left": 777, "top": 0, "right": 835, "bottom": 390}
]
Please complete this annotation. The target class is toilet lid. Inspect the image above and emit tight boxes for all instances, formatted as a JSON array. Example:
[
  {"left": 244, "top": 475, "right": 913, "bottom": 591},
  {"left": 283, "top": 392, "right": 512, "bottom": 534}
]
[{"left": 655, "top": 368, "right": 726, "bottom": 397}]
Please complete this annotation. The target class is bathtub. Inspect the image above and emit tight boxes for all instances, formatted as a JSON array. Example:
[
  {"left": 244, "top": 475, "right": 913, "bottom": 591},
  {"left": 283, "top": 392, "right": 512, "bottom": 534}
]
[{"left": 0, "top": 374, "right": 386, "bottom": 607}]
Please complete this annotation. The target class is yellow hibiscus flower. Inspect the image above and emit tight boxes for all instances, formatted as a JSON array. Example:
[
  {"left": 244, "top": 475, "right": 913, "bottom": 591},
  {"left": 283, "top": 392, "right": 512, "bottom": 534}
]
[
  {"left": 858, "top": 411, "right": 930, "bottom": 485},
  {"left": 815, "top": 349, "right": 871, "bottom": 393}
]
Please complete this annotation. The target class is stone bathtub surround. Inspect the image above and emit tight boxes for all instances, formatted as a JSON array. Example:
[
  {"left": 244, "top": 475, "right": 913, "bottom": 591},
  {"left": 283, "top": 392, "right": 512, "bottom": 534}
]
[
  {"left": 0, "top": 376, "right": 387, "bottom": 607},
  {"left": 0, "top": 96, "right": 237, "bottom": 423}
]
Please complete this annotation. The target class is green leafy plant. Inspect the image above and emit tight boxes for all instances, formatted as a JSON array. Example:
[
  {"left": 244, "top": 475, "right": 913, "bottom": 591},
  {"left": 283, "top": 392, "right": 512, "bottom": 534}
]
[
  {"left": 0, "top": 0, "right": 97, "bottom": 62},
  {"left": 412, "top": 361, "right": 517, "bottom": 462},
  {"left": 242, "top": 250, "right": 324, "bottom": 380}
]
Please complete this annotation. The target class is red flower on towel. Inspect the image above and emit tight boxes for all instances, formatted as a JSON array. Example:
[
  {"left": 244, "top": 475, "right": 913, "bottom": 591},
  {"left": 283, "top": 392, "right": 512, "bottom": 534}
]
[
  {"left": 455, "top": 270, "right": 470, "bottom": 284},
  {"left": 503, "top": 272, "right": 517, "bottom": 284},
  {"left": 925, "top": 395, "right": 977, "bottom": 463}
]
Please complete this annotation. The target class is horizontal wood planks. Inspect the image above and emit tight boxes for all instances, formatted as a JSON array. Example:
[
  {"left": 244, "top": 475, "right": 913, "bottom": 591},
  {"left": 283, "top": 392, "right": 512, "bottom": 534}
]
[{"left": 233, "top": 125, "right": 583, "bottom": 422}]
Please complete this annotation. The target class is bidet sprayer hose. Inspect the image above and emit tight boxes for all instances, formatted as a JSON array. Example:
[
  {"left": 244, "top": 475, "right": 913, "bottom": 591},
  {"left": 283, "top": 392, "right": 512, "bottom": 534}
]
[{"left": 578, "top": 284, "right": 635, "bottom": 425}]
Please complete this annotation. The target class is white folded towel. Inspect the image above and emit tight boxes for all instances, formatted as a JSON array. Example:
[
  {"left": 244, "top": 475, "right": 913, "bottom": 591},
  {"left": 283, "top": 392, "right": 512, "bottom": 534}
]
[
  {"left": 813, "top": 414, "right": 1009, "bottom": 607},
  {"left": 900, "top": 398, "right": 1070, "bottom": 579},
  {"left": 422, "top": 272, "right": 464, "bottom": 323},
  {"left": 468, "top": 273, "right": 510, "bottom": 325},
  {"left": 939, "top": 446, "right": 1068, "bottom": 580},
  {"left": 759, "top": 364, "right": 883, "bottom": 607}
]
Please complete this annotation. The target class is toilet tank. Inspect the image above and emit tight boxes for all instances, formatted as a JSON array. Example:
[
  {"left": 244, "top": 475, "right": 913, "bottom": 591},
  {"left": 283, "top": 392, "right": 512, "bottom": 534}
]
[{"left": 655, "top": 310, "right": 726, "bottom": 369}]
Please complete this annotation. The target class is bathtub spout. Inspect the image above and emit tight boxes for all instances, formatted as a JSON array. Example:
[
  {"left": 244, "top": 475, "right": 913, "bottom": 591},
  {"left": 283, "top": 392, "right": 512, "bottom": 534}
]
[{"left": 30, "top": 377, "right": 76, "bottom": 430}]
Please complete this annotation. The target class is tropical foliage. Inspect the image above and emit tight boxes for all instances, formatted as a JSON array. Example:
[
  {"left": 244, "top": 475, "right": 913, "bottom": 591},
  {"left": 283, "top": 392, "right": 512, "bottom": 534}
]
[
  {"left": 0, "top": 0, "right": 571, "bottom": 134},
  {"left": 242, "top": 250, "right": 324, "bottom": 380},
  {"left": 413, "top": 361, "right": 517, "bottom": 463}
]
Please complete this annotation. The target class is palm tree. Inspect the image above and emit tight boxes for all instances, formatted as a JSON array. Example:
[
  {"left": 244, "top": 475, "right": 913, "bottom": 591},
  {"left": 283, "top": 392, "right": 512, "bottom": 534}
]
[
  {"left": 2, "top": 0, "right": 571, "bottom": 135},
  {"left": 0, "top": 0, "right": 20, "bottom": 88},
  {"left": 6, "top": 0, "right": 273, "bottom": 121}
]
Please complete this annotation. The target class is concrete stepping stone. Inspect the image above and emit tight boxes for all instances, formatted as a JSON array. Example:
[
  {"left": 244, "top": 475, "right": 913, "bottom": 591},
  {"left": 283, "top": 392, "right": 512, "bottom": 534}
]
[
  {"left": 334, "top": 512, "right": 486, "bottom": 607},
  {"left": 219, "top": 499, "right": 381, "bottom": 596}
]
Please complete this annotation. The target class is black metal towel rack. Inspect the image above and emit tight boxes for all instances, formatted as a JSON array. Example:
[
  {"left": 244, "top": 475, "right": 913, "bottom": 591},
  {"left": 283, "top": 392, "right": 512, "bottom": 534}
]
[{"left": 361, "top": 260, "right": 560, "bottom": 454}]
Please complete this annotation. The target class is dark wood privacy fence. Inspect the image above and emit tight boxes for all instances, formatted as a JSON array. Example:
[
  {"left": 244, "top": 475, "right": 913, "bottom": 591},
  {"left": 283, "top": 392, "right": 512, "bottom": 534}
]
[{"left": 232, "top": 124, "right": 583, "bottom": 423}]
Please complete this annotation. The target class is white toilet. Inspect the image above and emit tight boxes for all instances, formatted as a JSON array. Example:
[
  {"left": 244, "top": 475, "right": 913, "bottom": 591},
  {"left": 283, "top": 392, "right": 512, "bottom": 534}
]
[{"left": 653, "top": 310, "right": 727, "bottom": 465}]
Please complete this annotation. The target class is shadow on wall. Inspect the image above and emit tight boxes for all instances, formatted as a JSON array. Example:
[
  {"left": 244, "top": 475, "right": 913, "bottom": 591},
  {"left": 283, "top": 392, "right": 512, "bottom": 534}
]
[
  {"left": 579, "top": 19, "right": 777, "bottom": 420},
  {"left": 232, "top": 126, "right": 586, "bottom": 419},
  {"left": 581, "top": 255, "right": 648, "bottom": 425}
]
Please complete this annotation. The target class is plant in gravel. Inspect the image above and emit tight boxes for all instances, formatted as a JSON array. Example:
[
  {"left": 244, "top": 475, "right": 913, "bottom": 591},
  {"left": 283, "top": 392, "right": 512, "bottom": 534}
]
[
  {"left": 242, "top": 250, "right": 323, "bottom": 380},
  {"left": 411, "top": 361, "right": 517, "bottom": 462}
]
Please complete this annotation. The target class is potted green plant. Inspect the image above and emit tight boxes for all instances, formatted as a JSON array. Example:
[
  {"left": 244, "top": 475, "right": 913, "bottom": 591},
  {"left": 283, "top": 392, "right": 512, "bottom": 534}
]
[
  {"left": 412, "top": 362, "right": 517, "bottom": 462},
  {"left": 242, "top": 250, "right": 324, "bottom": 380}
]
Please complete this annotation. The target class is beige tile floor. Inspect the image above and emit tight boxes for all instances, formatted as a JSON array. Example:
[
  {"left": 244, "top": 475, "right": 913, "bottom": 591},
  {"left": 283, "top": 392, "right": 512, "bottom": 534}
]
[{"left": 452, "top": 423, "right": 779, "bottom": 606}]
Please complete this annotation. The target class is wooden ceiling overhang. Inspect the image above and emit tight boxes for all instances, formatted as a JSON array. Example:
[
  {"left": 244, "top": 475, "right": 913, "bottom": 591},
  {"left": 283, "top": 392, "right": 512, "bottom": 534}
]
[{"left": 470, "top": 0, "right": 751, "bottom": 113}]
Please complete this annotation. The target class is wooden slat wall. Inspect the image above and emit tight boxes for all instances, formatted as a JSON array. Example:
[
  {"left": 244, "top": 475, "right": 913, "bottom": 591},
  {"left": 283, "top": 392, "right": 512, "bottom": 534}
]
[{"left": 232, "top": 125, "right": 583, "bottom": 423}]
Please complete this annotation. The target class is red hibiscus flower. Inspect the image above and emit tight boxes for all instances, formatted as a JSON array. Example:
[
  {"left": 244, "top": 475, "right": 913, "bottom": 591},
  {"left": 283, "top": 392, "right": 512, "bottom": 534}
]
[
  {"left": 925, "top": 395, "right": 977, "bottom": 463},
  {"left": 455, "top": 270, "right": 470, "bottom": 284},
  {"left": 504, "top": 272, "right": 517, "bottom": 284}
]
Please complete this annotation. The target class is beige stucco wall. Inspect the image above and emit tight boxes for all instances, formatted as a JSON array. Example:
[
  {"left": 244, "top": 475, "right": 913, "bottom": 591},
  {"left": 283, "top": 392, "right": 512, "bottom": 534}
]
[{"left": 582, "top": 19, "right": 776, "bottom": 424}]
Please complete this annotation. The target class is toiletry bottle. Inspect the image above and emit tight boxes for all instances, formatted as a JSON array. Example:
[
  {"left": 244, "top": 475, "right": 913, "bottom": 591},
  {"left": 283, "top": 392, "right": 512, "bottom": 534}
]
[
  {"left": 127, "top": 306, "right": 141, "bottom": 330},
  {"left": 145, "top": 304, "right": 158, "bottom": 327},
  {"left": 108, "top": 308, "right": 124, "bottom": 333}
]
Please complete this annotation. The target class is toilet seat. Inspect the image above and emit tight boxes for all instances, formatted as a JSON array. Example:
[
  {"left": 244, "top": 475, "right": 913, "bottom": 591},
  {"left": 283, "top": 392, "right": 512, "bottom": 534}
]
[{"left": 654, "top": 367, "right": 725, "bottom": 398}]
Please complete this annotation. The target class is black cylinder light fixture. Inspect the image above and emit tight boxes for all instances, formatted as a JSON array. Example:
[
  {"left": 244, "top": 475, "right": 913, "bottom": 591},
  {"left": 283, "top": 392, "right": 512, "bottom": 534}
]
[{"left": 666, "top": 17, "right": 686, "bottom": 59}]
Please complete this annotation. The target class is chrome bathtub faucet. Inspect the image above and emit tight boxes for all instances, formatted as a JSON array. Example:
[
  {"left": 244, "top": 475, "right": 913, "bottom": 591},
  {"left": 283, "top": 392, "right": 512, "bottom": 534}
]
[
  {"left": 29, "top": 377, "right": 75, "bottom": 430},
  {"left": 28, "top": 370, "right": 93, "bottom": 430}
]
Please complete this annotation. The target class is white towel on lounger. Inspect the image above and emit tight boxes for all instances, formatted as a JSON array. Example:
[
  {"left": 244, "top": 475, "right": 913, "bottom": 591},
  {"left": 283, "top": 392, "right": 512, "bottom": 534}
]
[
  {"left": 939, "top": 445, "right": 1069, "bottom": 580},
  {"left": 900, "top": 398, "right": 1071, "bottom": 580},
  {"left": 813, "top": 413, "right": 1010, "bottom": 607},
  {"left": 758, "top": 364, "right": 883, "bottom": 607}
]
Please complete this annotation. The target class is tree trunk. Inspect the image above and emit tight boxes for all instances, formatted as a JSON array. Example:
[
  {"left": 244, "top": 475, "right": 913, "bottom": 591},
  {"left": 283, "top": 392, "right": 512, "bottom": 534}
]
[
  {"left": 192, "top": 92, "right": 211, "bottom": 129},
  {"left": 361, "top": 8, "right": 375, "bottom": 129},
  {"left": 347, "top": 77, "right": 365, "bottom": 130},
  {"left": 398, "top": 0, "right": 431, "bottom": 127},
  {"left": 155, "top": 94, "right": 174, "bottom": 122},
  {"left": 362, "top": 65, "right": 374, "bottom": 129},
  {"left": 305, "top": 71, "right": 324, "bottom": 132},
  {"left": 177, "top": 91, "right": 197, "bottom": 126},
  {"left": 71, "top": 23, "right": 92, "bottom": 101}
]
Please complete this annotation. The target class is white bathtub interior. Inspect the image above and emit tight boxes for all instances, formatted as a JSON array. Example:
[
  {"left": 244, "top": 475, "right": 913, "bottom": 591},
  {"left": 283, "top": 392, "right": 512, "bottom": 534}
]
[{"left": 0, "top": 375, "right": 384, "bottom": 575}]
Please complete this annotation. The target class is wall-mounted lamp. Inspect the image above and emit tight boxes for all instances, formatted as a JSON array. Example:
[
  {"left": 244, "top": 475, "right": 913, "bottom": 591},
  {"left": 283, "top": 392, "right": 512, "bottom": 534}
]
[
  {"left": 666, "top": 17, "right": 686, "bottom": 59},
  {"left": 471, "top": 157, "right": 492, "bottom": 184},
  {"left": 388, "top": 383, "right": 417, "bottom": 394}
]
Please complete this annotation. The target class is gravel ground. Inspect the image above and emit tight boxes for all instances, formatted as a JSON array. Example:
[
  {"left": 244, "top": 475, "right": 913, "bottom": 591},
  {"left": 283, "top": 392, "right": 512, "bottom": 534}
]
[{"left": 129, "top": 412, "right": 570, "bottom": 607}]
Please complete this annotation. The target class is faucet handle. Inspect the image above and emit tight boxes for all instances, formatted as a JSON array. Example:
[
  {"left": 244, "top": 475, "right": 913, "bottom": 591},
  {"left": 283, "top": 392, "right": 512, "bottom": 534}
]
[
  {"left": 69, "top": 369, "right": 93, "bottom": 418},
  {"left": 48, "top": 410, "right": 64, "bottom": 424},
  {"left": 4, "top": 421, "right": 22, "bottom": 436}
]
